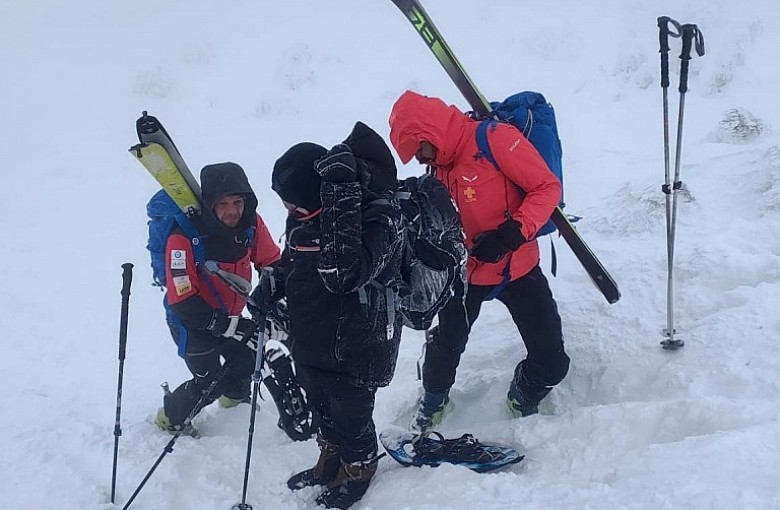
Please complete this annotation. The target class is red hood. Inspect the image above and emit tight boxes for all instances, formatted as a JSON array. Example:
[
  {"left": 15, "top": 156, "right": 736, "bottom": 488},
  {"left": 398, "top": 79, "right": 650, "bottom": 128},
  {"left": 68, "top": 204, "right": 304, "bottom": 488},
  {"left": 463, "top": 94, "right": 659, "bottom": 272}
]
[{"left": 389, "top": 90, "right": 469, "bottom": 167}]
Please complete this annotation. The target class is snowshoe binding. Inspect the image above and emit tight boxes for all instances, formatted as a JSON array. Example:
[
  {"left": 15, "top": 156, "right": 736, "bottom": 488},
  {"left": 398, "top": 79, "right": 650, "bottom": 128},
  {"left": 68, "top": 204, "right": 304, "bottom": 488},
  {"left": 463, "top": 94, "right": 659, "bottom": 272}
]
[
  {"left": 380, "top": 426, "right": 523, "bottom": 473},
  {"left": 263, "top": 345, "right": 316, "bottom": 442}
]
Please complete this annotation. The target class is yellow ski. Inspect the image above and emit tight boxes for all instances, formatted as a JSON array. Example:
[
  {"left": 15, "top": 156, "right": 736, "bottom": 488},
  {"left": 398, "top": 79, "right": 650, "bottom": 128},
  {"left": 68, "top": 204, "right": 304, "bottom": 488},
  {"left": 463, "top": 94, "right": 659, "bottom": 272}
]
[{"left": 130, "top": 142, "right": 200, "bottom": 215}]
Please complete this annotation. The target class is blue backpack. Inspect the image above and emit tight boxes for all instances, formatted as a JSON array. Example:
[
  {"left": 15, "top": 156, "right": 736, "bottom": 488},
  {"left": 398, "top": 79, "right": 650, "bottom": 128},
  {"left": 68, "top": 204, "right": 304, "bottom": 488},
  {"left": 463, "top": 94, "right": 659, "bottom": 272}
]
[
  {"left": 474, "top": 91, "right": 566, "bottom": 237},
  {"left": 147, "top": 189, "right": 206, "bottom": 288}
]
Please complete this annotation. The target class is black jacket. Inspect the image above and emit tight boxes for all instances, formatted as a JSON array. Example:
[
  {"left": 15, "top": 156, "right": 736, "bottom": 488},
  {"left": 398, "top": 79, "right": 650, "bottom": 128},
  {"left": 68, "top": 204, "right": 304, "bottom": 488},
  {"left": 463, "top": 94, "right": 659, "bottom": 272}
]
[{"left": 284, "top": 180, "right": 404, "bottom": 387}]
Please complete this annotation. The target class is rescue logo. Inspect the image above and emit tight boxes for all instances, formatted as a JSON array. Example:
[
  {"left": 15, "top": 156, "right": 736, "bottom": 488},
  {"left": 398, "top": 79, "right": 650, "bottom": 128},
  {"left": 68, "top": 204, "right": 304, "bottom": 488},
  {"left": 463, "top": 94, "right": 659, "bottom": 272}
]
[
  {"left": 170, "top": 250, "right": 186, "bottom": 269},
  {"left": 464, "top": 186, "right": 477, "bottom": 203}
]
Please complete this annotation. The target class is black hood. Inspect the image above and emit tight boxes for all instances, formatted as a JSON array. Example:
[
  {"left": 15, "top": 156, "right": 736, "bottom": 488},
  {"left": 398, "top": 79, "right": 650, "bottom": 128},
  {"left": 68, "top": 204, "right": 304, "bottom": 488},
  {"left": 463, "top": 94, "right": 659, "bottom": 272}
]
[
  {"left": 343, "top": 121, "right": 397, "bottom": 195},
  {"left": 199, "top": 162, "right": 258, "bottom": 235}
]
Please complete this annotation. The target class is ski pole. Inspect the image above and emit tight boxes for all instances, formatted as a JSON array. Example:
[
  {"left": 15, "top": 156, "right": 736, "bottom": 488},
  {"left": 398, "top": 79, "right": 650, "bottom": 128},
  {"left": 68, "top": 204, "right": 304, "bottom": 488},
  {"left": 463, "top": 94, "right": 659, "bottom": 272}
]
[
  {"left": 121, "top": 362, "right": 233, "bottom": 510},
  {"left": 111, "top": 262, "right": 134, "bottom": 504},
  {"left": 662, "top": 22, "right": 705, "bottom": 351},
  {"left": 230, "top": 268, "right": 273, "bottom": 510},
  {"left": 657, "top": 15, "right": 682, "bottom": 260},
  {"left": 204, "top": 261, "right": 270, "bottom": 510},
  {"left": 657, "top": 16, "right": 682, "bottom": 348}
]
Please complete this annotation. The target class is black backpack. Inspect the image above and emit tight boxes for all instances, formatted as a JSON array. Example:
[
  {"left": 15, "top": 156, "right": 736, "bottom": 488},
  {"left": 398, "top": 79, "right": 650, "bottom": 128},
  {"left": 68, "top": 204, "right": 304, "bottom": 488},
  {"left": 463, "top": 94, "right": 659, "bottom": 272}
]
[
  {"left": 344, "top": 120, "right": 466, "bottom": 332},
  {"left": 395, "top": 174, "right": 467, "bottom": 330}
]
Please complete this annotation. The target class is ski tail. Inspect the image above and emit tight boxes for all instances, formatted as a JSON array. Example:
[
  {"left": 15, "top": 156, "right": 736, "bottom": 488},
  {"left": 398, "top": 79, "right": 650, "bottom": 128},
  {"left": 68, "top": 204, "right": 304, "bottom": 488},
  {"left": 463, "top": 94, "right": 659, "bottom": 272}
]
[
  {"left": 390, "top": 0, "right": 620, "bottom": 304},
  {"left": 132, "top": 111, "right": 202, "bottom": 201},
  {"left": 551, "top": 209, "right": 621, "bottom": 303},
  {"left": 132, "top": 144, "right": 200, "bottom": 215}
]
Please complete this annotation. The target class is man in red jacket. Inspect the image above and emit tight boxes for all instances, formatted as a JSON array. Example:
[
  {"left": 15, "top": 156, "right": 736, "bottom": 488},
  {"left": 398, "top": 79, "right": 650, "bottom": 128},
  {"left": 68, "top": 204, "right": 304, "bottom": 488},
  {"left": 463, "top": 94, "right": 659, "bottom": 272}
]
[
  {"left": 155, "top": 162, "right": 281, "bottom": 436},
  {"left": 389, "top": 90, "right": 570, "bottom": 430}
]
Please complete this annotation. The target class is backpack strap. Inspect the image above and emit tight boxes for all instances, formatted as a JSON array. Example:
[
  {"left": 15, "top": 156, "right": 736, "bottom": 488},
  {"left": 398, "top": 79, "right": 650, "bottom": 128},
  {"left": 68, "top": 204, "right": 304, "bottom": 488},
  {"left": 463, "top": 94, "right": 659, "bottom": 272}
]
[
  {"left": 483, "top": 257, "right": 512, "bottom": 301},
  {"left": 358, "top": 281, "right": 397, "bottom": 340},
  {"left": 175, "top": 212, "right": 206, "bottom": 268},
  {"left": 173, "top": 213, "right": 231, "bottom": 313},
  {"left": 475, "top": 120, "right": 499, "bottom": 171}
]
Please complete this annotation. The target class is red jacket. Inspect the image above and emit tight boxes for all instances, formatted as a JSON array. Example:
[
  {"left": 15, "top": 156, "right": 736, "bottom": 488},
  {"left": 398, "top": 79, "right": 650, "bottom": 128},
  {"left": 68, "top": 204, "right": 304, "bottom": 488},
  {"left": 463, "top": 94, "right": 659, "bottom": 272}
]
[
  {"left": 389, "top": 90, "right": 561, "bottom": 285},
  {"left": 165, "top": 214, "right": 281, "bottom": 315}
]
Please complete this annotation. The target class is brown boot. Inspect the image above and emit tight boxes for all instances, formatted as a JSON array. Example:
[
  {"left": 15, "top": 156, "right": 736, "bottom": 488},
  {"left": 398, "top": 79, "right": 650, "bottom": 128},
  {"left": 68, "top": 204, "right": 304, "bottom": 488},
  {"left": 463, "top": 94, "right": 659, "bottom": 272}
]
[
  {"left": 315, "top": 457, "right": 378, "bottom": 509},
  {"left": 287, "top": 432, "right": 341, "bottom": 490}
]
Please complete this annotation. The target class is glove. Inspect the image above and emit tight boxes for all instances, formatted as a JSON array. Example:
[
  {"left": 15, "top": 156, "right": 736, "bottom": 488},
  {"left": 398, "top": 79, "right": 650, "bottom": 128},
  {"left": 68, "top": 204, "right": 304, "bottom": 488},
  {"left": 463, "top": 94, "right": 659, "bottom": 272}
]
[
  {"left": 207, "top": 313, "right": 261, "bottom": 351},
  {"left": 248, "top": 268, "right": 285, "bottom": 316},
  {"left": 470, "top": 230, "right": 509, "bottom": 263},
  {"left": 314, "top": 143, "right": 357, "bottom": 182},
  {"left": 470, "top": 218, "right": 527, "bottom": 263},
  {"left": 496, "top": 217, "right": 526, "bottom": 251}
]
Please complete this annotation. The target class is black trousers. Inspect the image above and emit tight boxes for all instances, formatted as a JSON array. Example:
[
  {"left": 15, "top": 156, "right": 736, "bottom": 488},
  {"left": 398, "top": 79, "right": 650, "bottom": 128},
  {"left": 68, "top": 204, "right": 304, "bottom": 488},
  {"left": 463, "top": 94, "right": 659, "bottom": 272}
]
[
  {"left": 163, "top": 325, "right": 256, "bottom": 426},
  {"left": 297, "top": 364, "right": 377, "bottom": 464},
  {"left": 423, "top": 265, "right": 570, "bottom": 404}
]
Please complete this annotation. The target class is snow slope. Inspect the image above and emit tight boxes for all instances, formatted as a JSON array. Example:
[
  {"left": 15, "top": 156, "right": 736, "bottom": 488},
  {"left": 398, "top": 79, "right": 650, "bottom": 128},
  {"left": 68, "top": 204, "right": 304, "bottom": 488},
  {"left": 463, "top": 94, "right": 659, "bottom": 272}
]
[{"left": 1, "top": 0, "right": 779, "bottom": 509}]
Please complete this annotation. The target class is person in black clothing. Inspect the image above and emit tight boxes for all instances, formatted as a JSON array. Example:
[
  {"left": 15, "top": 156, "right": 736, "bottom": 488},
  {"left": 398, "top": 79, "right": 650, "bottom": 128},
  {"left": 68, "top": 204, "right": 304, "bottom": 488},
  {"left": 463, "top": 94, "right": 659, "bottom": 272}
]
[
  {"left": 155, "top": 162, "right": 281, "bottom": 436},
  {"left": 271, "top": 122, "right": 404, "bottom": 509}
]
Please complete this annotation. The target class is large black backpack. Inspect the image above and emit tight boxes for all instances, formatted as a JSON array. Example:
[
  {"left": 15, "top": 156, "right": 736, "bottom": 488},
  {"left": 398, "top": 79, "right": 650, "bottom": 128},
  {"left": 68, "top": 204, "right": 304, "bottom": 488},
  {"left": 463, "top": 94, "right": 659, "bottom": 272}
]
[
  {"left": 344, "top": 120, "right": 465, "bottom": 332},
  {"left": 396, "top": 174, "right": 467, "bottom": 331}
]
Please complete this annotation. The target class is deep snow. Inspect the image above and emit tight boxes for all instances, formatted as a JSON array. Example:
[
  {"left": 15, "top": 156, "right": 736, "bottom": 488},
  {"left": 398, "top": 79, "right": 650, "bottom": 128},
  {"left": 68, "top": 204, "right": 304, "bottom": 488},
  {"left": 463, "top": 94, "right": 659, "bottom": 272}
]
[{"left": 1, "top": 1, "right": 779, "bottom": 509}]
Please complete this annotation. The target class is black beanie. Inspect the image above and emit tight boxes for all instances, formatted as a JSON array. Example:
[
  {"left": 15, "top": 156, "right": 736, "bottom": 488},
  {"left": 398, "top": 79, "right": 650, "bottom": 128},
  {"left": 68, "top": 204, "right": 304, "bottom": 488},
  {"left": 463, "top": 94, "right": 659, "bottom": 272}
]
[{"left": 272, "top": 142, "right": 327, "bottom": 212}]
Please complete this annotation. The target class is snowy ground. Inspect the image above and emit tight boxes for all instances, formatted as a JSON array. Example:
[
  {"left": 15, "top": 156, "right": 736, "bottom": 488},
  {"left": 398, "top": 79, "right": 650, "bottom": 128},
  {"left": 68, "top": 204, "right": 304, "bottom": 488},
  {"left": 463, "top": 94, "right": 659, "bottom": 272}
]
[{"left": 1, "top": 0, "right": 779, "bottom": 509}]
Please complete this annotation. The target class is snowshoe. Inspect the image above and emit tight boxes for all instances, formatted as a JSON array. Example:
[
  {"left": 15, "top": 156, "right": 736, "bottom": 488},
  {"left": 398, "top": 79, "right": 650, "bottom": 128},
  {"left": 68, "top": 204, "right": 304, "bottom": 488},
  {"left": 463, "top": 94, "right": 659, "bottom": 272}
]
[
  {"left": 379, "top": 426, "right": 523, "bottom": 473},
  {"left": 263, "top": 345, "right": 316, "bottom": 442}
]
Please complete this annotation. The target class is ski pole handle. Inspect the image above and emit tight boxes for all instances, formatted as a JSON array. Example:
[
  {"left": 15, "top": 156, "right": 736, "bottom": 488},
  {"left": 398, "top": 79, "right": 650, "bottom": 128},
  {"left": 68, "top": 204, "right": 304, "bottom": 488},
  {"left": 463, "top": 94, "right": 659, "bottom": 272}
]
[
  {"left": 657, "top": 16, "right": 682, "bottom": 88},
  {"left": 678, "top": 23, "right": 706, "bottom": 93},
  {"left": 119, "top": 263, "right": 134, "bottom": 361}
]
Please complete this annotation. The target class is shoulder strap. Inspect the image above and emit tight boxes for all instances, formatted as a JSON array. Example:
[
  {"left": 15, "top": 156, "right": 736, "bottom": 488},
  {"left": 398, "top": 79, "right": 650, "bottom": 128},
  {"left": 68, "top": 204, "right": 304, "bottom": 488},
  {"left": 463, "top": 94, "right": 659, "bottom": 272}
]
[
  {"left": 476, "top": 120, "right": 500, "bottom": 171},
  {"left": 175, "top": 212, "right": 205, "bottom": 266},
  {"left": 173, "top": 213, "right": 229, "bottom": 313}
]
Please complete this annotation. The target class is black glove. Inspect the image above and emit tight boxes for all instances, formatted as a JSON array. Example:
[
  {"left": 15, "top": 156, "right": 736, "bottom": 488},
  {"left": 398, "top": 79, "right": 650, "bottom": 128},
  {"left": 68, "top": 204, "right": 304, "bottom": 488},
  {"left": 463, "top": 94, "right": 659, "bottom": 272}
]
[
  {"left": 470, "top": 230, "right": 509, "bottom": 263},
  {"left": 207, "top": 312, "right": 261, "bottom": 351},
  {"left": 249, "top": 279, "right": 277, "bottom": 315},
  {"left": 248, "top": 268, "right": 284, "bottom": 316},
  {"left": 314, "top": 143, "right": 357, "bottom": 182},
  {"left": 496, "top": 217, "right": 526, "bottom": 251}
]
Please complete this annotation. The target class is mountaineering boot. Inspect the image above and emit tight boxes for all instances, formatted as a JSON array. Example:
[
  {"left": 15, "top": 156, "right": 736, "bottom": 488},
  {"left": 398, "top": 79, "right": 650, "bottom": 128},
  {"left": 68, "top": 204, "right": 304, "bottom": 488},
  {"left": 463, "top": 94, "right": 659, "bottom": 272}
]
[
  {"left": 287, "top": 432, "right": 341, "bottom": 490},
  {"left": 217, "top": 395, "right": 250, "bottom": 409},
  {"left": 506, "top": 379, "right": 539, "bottom": 417},
  {"left": 410, "top": 390, "right": 451, "bottom": 433},
  {"left": 315, "top": 457, "right": 378, "bottom": 509},
  {"left": 154, "top": 407, "right": 199, "bottom": 437}
]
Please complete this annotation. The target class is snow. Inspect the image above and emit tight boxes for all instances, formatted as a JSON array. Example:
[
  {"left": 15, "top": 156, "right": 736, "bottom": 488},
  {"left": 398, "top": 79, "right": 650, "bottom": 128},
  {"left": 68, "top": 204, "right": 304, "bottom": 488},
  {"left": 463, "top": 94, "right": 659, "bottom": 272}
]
[{"left": 2, "top": 0, "right": 779, "bottom": 509}]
